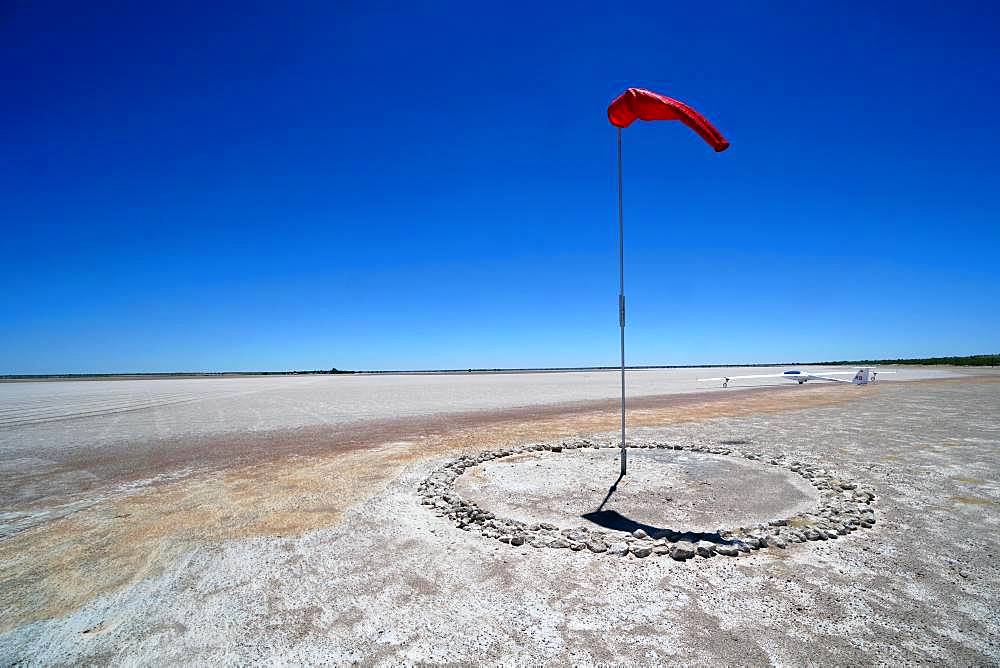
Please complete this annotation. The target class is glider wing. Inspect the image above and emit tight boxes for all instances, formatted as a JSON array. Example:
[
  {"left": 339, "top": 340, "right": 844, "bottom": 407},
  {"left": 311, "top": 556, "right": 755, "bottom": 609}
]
[
  {"left": 697, "top": 374, "right": 786, "bottom": 382},
  {"left": 806, "top": 374, "right": 854, "bottom": 383}
]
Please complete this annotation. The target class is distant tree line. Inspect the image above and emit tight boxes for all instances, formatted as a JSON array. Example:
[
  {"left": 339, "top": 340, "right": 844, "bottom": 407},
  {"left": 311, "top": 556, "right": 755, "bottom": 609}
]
[
  {"left": 0, "top": 368, "right": 355, "bottom": 380},
  {"left": 4, "top": 355, "right": 996, "bottom": 380},
  {"left": 356, "top": 354, "right": 999, "bottom": 373},
  {"left": 816, "top": 354, "right": 998, "bottom": 367}
]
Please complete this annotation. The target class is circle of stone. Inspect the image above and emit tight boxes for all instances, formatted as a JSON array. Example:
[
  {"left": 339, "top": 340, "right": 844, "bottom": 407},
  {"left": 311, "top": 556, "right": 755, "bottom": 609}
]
[{"left": 417, "top": 439, "right": 877, "bottom": 561}]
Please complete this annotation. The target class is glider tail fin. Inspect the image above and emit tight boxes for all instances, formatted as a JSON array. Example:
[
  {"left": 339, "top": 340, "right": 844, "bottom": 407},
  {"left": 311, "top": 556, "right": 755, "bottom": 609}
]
[{"left": 852, "top": 368, "right": 889, "bottom": 385}]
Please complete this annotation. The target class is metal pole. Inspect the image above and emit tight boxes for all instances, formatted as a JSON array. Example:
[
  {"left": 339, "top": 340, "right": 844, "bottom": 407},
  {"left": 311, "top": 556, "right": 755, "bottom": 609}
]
[{"left": 617, "top": 127, "right": 627, "bottom": 476}]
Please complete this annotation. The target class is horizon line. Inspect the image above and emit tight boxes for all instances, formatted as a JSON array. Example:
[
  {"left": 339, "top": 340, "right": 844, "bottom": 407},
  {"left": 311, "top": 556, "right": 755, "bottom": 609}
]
[{"left": 2, "top": 354, "right": 997, "bottom": 380}]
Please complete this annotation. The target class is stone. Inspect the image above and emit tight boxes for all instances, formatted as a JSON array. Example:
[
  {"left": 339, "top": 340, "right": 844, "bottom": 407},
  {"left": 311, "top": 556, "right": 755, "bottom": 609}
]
[
  {"left": 696, "top": 541, "right": 716, "bottom": 557},
  {"left": 670, "top": 542, "right": 697, "bottom": 560},
  {"left": 422, "top": 444, "right": 879, "bottom": 563},
  {"left": 609, "top": 542, "right": 630, "bottom": 556},
  {"left": 765, "top": 535, "right": 787, "bottom": 549}
]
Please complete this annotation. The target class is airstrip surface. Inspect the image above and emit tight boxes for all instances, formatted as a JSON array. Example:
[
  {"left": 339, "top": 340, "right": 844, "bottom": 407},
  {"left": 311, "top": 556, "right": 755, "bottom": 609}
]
[{"left": 0, "top": 366, "right": 997, "bottom": 664}]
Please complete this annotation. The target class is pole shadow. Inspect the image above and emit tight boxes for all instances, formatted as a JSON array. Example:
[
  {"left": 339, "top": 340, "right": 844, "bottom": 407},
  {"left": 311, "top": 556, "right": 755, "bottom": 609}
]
[
  {"left": 595, "top": 471, "right": 625, "bottom": 512},
  {"left": 581, "top": 475, "right": 738, "bottom": 546}
]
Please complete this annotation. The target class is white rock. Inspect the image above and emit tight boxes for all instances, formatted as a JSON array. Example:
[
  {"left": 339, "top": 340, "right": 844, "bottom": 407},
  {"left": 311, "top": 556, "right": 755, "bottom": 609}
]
[
  {"left": 609, "top": 542, "right": 630, "bottom": 556},
  {"left": 631, "top": 545, "right": 652, "bottom": 558},
  {"left": 696, "top": 541, "right": 716, "bottom": 557},
  {"left": 715, "top": 544, "right": 739, "bottom": 557},
  {"left": 670, "top": 542, "right": 697, "bottom": 560}
]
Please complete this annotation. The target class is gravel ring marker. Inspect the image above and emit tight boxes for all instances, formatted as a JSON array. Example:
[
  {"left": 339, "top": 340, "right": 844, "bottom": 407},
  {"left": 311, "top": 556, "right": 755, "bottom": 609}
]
[{"left": 417, "top": 438, "right": 877, "bottom": 561}]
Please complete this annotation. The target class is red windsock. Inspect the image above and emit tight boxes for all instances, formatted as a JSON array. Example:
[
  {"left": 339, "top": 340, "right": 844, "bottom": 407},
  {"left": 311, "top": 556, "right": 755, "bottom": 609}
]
[{"left": 608, "top": 88, "right": 729, "bottom": 152}]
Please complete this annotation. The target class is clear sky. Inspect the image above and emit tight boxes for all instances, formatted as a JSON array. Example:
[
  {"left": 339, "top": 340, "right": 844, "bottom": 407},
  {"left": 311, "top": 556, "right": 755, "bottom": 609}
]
[{"left": 2, "top": 2, "right": 998, "bottom": 373}]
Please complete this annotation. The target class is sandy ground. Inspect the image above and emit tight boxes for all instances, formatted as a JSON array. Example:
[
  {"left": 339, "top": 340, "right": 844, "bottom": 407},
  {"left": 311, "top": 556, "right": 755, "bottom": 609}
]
[{"left": 0, "top": 369, "right": 997, "bottom": 664}]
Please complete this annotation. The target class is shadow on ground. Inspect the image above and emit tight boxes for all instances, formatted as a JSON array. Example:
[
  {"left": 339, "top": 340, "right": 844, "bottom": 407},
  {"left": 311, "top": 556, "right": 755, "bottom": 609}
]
[{"left": 581, "top": 473, "right": 737, "bottom": 544}]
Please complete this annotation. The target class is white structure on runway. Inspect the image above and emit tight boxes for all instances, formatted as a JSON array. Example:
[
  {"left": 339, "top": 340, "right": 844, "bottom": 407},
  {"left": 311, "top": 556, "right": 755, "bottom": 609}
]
[{"left": 698, "top": 367, "right": 894, "bottom": 388}]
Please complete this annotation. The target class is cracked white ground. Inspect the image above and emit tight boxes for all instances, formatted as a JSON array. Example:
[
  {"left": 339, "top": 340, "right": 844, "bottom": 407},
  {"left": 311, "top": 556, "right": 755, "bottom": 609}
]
[{"left": 0, "top": 368, "right": 997, "bottom": 664}]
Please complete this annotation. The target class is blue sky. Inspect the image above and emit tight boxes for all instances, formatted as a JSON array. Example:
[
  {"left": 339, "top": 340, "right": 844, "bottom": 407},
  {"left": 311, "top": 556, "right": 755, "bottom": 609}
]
[{"left": 2, "top": 2, "right": 998, "bottom": 373}]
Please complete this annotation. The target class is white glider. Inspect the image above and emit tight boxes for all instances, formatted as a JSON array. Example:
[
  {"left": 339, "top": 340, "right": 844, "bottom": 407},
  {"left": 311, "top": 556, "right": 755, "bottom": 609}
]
[{"left": 698, "top": 368, "right": 895, "bottom": 388}]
